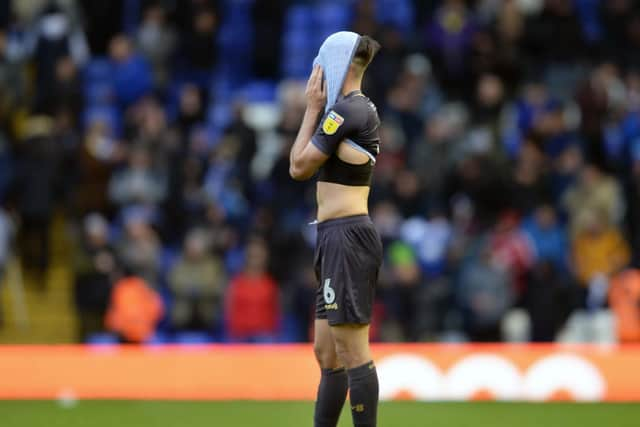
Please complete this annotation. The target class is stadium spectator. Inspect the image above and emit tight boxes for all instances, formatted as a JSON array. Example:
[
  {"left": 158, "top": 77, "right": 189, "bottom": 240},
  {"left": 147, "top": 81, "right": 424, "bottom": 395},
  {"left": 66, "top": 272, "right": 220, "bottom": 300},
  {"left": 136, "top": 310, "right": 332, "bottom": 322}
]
[
  {"left": 73, "top": 213, "right": 118, "bottom": 341},
  {"left": 135, "top": 3, "right": 176, "bottom": 88},
  {"left": 600, "top": 0, "right": 639, "bottom": 67},
  {"left": 521, "top": 0, "right": 586, "bottom": 66},
  {"left": 175, "top": 83, "right": 207, "bottom": 139},
  {"left": 521, "top": 204, "right": 568, "bottom": 270},
  {"left": 116, "top": 211, "right": 161, "bottom": 287},
  {"left": 487, "top": 211, "right": 535, "bottom": 297},
  {"left": 222, "top": 104, "right": 257, "bottom": 195},
  {"left": 0, "top": 29, "right": 26, "bottom": 118},
  {"left": 168, "top": 228, "right": 225, "bottom": 331},
  {"left": 125, "top": 96, "right": 174, "bottom": 165},
  {"left": 525, "top": 259, "right": 574, "bottom": 342},
  {"left": 176, "top": 5, "right": 218, "bottom": 86},
  {"left": 36, "top": 55, "right": 83, "bottom": 116},
  {"left": 574, "top": 63, "right": 621, "bottom": 146},
  {"left": 225, "top": 237, "right": 280, "bottom": 341},
  {"left": 108, "top": 146, "right": 167, "bottom": 207},
  {"left": 510, "top": 137, "right": 551, "bottom": 214},
  {"left": 563, "top": 164, "right": 625, "bottom": 236},
  {"left": 202, "top": 137, "right": 250, "bottom": 224},
  {"left": 457, "top": 248, "right": 514, "bottom": 342},
  {"left": 572, "top": 210, "right": 631, "bottom": 307},
  {"left": 173, "top": 0, "right": 220, "bottom": 34},
  {"left": 109, "top": 34, "right": 152, "bottom": 108},
  {"left": 363, "top": 26, "right": 409, "bottom": 108},
  {"left": 387, "top": 54, "right": 442, "bottom": 144},
  {"left": 12, "top": 0, "right": 77, "bottom": 24},
  {"left": 30, "top": 3, "right": 89, "bottom": 100},
  {"left": 14, "top": 116, "right": 61, "bottom": 278},
  {"left": 399, "top": 209, "right": 452, "bottom": 277},
  {"left": 409, "top": 109, "right": 461, "bottom": 203},
  {"left": 382, "top": 242, "right": 423, "bottom": 341},
  {"left": 79, "top": 0, "right": 124, "bottom": 55},
  {"left": 105, "top": 275, "right": 164, "bottom": 343},
  {"left": 425, "top": 0, "right": 478, "bottom": 97},
  {"left": 74, "top": 118, "right": 121, "bottom": 216}
]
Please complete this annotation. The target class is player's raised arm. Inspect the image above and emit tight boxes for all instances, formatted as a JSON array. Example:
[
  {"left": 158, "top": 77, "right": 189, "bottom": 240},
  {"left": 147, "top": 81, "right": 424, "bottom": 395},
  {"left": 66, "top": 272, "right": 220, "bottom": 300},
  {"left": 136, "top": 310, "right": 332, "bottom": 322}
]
[{"left": 289, "top": 65, "right": 329, "bottom": 181}]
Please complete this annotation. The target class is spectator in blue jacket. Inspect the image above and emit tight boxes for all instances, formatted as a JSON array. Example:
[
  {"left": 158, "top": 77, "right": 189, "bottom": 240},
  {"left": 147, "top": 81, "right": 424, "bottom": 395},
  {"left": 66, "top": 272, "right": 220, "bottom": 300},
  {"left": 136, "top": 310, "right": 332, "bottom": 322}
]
[
  {"left": 522, "top": 203, "right": 569, "bottom": 271},
  {"left": 109, "top": 34, "right": 152, "bottom": 108}
]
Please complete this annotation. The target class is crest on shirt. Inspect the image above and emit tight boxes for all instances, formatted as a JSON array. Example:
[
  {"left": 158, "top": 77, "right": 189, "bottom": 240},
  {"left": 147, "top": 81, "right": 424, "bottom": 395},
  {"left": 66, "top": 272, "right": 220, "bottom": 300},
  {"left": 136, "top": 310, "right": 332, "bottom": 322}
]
[{"left": 322, "top": 110, "right": 344, "bottom": 135}]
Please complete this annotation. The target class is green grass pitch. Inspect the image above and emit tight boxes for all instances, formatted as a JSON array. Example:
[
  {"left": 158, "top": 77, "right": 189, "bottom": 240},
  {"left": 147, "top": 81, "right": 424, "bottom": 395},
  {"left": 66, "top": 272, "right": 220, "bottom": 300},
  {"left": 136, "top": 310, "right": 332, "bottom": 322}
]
[{"left": 2, "top": 401, "right": 639, "bottom": 427}]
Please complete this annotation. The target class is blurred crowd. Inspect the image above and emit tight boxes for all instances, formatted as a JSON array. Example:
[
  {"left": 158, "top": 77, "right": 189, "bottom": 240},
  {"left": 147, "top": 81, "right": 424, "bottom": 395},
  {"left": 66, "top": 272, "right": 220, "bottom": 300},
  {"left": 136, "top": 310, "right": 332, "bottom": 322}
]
[{"left": 1, "top": 0, "right": 640, "bottom": 344}]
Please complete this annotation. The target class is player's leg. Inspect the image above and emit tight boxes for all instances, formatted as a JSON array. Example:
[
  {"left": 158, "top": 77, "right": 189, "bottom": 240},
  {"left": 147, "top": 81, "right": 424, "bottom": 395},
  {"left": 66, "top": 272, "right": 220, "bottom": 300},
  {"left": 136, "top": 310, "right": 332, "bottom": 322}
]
[
  {"left": 313, "top": 318, "right": 348, "bottom": 427},
  {"left": 317, "top": 216, "right": 382, "bottom": 426},
  {"left": 331, "top": 324, "right": 378, "bottom": 427}
]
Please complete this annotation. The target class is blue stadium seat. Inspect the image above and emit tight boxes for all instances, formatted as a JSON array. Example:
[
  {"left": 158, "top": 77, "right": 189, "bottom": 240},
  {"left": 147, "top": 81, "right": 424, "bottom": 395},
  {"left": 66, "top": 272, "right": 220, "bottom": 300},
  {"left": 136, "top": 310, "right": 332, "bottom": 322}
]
[
  {"left": 205, "top": 125, "right": 223, "bottom": 150},
  {"left": 145, "top": 331, "right": 170, "bottom": 346},
  {"left": 279, "top": 313, "right": 303, "bottom": 343},
  {"left": 218, "top": 0, "right": 254, "bottom": 60},
  {"left": 376, "top": 0, "right": 414, "bottom": 34},
  {"left": 83, "top": 58, "right": 113, "bottom": 83},
  {"left": 218, "top": 25, "right": 246, "bottom": 53},
  {"left": 282, "top": 27, "right": 313, "bottom": 47},
  {"left": 155, "top": 287, "right": 174, "bottom": 332},
  {"left": 574, "top": 0, "right": 603, "bottom": 42},
  {"left": 314, "top": 3, "right": 352, "bottom": 30},
  {"left": 210, "top": 72, "right": 234, "bottom": 103},
  {"left": 282, "top": 60, "right": 311, "bottom": 79},
  {"left": 159, "top": 247, "right": 180, "bottom": 276},
  {"left": 207, "top": 102, "right": 233, "bottom": 130},
  {"left": 84, "top": 81, "right": 114, "bottom": 106},
  {"left": 281, "top": 30, "right": 314, "bottom": 78},
  {"left": 211, "top": 318, "right": 226, "bottom": 343},
  {"left": 87, "top": 333, "right": 119, "bottom": 345},
  {"left": 285, "top": 5, "right": 313, "bottom": 31},
  {"left": 174, "top": 331, "right": 213, "bottom": 345},
  {"left": 241, "top": 80, "right": 277, "bottom": 103}
]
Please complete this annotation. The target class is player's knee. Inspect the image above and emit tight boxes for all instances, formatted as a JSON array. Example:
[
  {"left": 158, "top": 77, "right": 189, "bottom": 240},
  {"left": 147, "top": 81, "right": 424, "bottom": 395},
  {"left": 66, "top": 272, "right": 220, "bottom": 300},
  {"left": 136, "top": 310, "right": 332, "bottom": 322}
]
[
  {"left": 333, "top": 337, "right": 369, "bottom": 369},
  {"left": 313, "top": 341, "right": 339, "bottom": 369}
]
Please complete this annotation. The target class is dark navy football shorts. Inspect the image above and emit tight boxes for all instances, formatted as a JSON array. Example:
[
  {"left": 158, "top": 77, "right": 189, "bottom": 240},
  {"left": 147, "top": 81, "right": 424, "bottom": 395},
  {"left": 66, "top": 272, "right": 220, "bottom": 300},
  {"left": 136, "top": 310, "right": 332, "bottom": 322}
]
[{"left": 314, "top": 215, "right": 383, "bottom": 325}]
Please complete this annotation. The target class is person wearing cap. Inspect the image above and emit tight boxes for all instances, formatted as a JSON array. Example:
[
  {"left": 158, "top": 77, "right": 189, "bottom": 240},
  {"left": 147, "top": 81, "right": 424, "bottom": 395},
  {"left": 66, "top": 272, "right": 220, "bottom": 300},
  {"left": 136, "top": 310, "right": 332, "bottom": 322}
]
[{"left": 289, "top": 32, "right": 382, "bottom": 427}]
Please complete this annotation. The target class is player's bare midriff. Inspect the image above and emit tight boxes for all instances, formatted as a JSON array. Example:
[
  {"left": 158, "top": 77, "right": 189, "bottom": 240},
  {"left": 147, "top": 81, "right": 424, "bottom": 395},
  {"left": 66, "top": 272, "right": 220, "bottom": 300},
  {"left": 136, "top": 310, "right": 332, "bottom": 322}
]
[{"left": 316, "top": 142, "right": 371, "bottom": 222}]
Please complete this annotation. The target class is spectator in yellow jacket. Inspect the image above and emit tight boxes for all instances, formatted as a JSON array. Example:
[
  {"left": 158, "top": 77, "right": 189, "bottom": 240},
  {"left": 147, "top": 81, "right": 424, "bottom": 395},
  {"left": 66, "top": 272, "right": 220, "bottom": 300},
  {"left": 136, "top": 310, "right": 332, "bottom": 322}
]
[{"left": 572, "top": 210, "right": 630, "bottom": 287}]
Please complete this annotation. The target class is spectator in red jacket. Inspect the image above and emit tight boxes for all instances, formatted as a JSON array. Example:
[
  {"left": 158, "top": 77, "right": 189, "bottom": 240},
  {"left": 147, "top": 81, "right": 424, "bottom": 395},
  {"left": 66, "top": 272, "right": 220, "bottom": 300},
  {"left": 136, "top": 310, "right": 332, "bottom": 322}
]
[{"left": 225, "top": 237, "right": 280, "bottom": 341}]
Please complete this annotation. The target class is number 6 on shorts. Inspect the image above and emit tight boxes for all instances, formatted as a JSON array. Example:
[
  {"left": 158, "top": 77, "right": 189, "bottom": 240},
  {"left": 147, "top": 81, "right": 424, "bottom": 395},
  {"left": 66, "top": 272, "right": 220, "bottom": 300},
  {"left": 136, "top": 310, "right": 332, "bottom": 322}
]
[{"left": 323, "top": 278, "right": 335, "bottom": 304}]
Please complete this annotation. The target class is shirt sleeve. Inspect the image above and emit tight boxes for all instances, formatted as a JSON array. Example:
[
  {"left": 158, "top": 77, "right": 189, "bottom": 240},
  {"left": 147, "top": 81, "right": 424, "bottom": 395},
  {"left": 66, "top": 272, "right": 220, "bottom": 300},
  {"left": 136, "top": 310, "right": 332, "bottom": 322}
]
[{"left": 311, "top": 102, "right": 360, "bottom": 155}]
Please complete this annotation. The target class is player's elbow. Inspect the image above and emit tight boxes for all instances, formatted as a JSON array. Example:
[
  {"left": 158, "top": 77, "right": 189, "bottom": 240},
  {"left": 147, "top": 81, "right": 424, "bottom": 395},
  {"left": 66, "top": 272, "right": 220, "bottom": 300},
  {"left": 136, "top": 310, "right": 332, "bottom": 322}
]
[{"left": 289, "top": 161, "right": 311, "bottom": 181}]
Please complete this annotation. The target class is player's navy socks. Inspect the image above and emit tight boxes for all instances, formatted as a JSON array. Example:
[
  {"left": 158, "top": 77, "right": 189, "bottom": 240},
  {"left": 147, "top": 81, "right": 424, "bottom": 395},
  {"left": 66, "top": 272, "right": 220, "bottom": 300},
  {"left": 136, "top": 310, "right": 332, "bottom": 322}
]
[
  {"left": 314, "top": 367, "right": 349, "bottom": 427},
  {"left": 347, "top": 361, "right": 379, "bottom": 427}
]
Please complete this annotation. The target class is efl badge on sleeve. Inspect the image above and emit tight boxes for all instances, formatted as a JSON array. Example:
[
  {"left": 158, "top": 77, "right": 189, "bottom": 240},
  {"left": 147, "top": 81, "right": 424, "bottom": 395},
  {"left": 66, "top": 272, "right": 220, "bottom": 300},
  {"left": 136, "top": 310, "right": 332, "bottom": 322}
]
[{"left": 322, "top": 111, "right": 344, "bottom": 135}]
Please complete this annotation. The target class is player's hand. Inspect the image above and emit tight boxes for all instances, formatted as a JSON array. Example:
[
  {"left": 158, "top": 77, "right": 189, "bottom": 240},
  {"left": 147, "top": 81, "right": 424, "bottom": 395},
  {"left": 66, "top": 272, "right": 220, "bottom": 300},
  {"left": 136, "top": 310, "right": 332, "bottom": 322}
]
[{"left": 305, "top": 65, "right": 327, "bottom": 113}]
